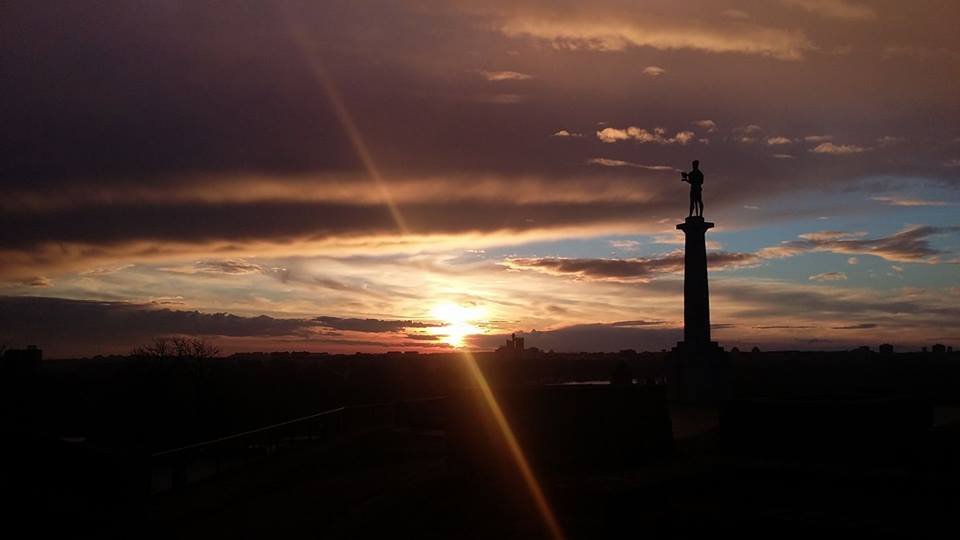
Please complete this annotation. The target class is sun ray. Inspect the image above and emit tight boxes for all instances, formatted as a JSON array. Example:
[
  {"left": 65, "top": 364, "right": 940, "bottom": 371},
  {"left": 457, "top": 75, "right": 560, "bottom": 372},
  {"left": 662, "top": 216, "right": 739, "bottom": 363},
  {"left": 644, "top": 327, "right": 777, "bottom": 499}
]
[
  {"left": 459, "top": 350, "right": 566, "bottom": 540},
  {"left": 281, "top": 7, "right": 409, "bottom": 235}
]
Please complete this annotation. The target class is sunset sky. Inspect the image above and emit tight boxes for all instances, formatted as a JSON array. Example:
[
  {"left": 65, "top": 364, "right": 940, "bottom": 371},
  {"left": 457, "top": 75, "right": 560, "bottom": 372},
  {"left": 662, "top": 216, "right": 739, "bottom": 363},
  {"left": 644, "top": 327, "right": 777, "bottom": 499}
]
[{"left": 3, "top": 1, "right": 959, "bottom": 357}]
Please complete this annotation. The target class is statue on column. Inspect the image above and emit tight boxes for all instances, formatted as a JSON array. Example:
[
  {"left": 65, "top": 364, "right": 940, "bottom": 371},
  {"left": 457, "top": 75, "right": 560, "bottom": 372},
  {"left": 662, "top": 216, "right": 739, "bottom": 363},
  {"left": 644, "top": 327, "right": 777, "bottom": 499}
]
[{"left": 680, "top": 160, "right": 704, "bottom": 218}]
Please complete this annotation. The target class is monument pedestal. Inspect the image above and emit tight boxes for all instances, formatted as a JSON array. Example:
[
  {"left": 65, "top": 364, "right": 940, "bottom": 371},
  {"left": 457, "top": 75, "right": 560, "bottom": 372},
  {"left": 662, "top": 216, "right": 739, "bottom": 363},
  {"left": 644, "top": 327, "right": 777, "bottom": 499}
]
[{"left": 668, "top": 216, "right": 731, "bottom": 403}]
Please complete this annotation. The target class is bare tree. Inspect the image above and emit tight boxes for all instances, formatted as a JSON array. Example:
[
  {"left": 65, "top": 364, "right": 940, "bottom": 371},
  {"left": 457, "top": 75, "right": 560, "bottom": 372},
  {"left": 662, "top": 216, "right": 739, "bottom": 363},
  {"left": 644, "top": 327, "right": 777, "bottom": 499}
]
[{"left": 131, "top": 336, "right": 220, "bottom": 360}]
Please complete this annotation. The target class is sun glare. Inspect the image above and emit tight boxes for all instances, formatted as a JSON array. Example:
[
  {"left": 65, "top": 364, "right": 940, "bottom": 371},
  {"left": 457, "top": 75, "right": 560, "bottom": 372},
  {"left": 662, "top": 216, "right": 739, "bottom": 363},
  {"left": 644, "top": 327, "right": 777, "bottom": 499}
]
[{"left": 431, "top": 302, "right": 487, "bottom": 347}]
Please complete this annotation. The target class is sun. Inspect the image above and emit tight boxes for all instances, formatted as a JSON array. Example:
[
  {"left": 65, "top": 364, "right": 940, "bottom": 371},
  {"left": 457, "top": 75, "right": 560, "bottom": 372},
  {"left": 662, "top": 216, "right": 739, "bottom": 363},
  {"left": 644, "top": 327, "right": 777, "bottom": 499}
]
[{"left": 430, "top": 302, "right": 487, "bottom": 348}]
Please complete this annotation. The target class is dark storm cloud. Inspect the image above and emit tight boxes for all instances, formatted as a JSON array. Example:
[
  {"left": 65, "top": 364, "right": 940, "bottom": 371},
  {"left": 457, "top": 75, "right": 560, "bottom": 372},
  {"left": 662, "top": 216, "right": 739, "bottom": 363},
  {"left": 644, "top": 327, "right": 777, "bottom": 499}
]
[{"left": 504, "top": 252, "right": 759, "bottom": 281}]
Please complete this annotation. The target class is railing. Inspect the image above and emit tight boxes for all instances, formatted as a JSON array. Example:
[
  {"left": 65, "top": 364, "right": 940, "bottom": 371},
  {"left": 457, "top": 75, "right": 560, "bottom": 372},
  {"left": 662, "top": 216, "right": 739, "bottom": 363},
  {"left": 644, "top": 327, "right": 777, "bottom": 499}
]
[{"left": 149, "top": 397, "right": 446, "bottom": 494}]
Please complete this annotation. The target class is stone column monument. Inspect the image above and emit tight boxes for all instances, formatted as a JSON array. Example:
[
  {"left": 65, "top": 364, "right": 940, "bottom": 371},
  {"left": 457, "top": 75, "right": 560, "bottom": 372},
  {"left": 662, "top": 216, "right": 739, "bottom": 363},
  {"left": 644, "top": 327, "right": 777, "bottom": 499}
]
[{"left": 669, "top": 161, "right": 730, "bottom": 403}]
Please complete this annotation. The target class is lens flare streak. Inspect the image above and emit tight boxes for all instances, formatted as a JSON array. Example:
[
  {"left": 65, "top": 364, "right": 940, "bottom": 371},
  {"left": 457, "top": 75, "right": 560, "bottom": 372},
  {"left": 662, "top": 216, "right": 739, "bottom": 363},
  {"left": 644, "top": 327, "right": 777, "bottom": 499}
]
[{"left": 460, "top": 350, "right": 566, "bottom": 540}]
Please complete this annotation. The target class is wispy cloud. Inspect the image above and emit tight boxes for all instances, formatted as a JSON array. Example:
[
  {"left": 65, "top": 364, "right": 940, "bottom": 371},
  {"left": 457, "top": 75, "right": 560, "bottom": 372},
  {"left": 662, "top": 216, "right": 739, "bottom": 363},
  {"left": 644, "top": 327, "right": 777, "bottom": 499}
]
[
  {"left": 831, "top": 323, "right": 878, "bottom": 330},
  {"left": 551, "top": 129, "right": 582, "bottom": 137},
  {"left": 9, "top": 276, "right": 53, "bottom": 288},
  {"left": 487, "top": 6, "right": 815, "bottom": 60},
  {"left": 314, "top": 316, "right": 432, "bottom": 333},
  {"left": 597, "top": 126, "right": 696, "bottom": 145},
  {"left": 759, "top": 226, "right": 960, "bottom": 262},
  {"left": 609, "top": 239, "right": 641, "bottom": 251},
  {"left": 809, "top": 271, "right": 848, "bottom": 281},
  {"left": 781, "top": 0, "right": 877, "bottom": 21},
  {"left": 479, "top": 70, "right": 533, "bottom": 81},
  {"left": 810, "top": 142, "right": 869, "bottom": 154},
  {"left": 767, "top": 136, "right": 794, "bottom": 145},
  {"left": 692, "top": 119, "right": 719, "bottom": 133},
  {"left": 733, "top": 124, "right": 763, "bottom": 143},
  {"left": 587, "top": 158, "right": 676, "bottom": 170},
  {"left": 503, "top": 251, "right": 760, "bottom": 282},
  {"left": 642, "top": 66, "right": 666, "bottom": 77},
  {"left": 722, "top": 9, "right": 750, "bottom": 20},
  {"left": 871, "top": 196, "right": 954, "bottom": 207}
]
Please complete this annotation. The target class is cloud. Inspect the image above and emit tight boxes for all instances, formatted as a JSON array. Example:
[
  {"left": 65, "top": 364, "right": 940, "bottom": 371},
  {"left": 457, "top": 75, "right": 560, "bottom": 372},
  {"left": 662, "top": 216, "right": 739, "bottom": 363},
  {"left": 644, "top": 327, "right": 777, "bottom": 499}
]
[
  {"left": 0, "top": 296, "right": 318, "bottom": 356},
  {"left": 876, "top": 136, "right": 905, "bottom": 147},
  {"left": 609, "top": 239, "right": 641, "bottom": 250},
  {"left": 692, "top": 120, "right": 719, "bottom": 133},
  {"left": 848, "top": 257, "right": 859, "bottom": 265},
  {"left": 804, "top": 135, "right": 834, "bottom": 142},
  {"left": 722, "top": 9, "right": 751, "bottom": 20},
  {"left": 502, "top": 251, "right": 761, "bottom": 282},
  {"left": 733, "top": 124, "right": 763, "bottom": 143},
  {"left": 193, "top": 260, "right": 268, "bottom": 275},
  {"left": 759, "top": 226, "right": 960, "bottom": 262},
  {"left": 766, "top": 136, "right": 794, "bottom": 145},
  {"left": 772, "top": 154, "right": 795, "bottom": 159},
  {"left": 781, "top": 0, "right": 877, "bottom": 21},
  {"left": 809, "top": 271, "right": 848, "bottom": 281},
  {"left": 0, "top": 296, "right": 444, "bottom": 357},
  {"left": 9, "top": 276, "right": 53, "bottom": 288},
  {"left": 551, "top": 129, "right": 582, "bottom": 137},
  {"left": 871, "top": 196, "right": 954, "bottom": 207},
  {"left": 882, "top": 45, "right": 960, "bottom": 61},
  {"left": 830, "top": 323, "right": 878, "bottom": 330},
  {"left": 313, "top": 316, "right": 432, "bottom": 333},
  {"left": 479, "top": 70, "right": 533, "bottom": 81},
  {"left": 753, "top": 325, "right": 816, "bottom": 329},
  {"left": 642, "top": 66, "right": 666, "bottom": 77},
  {"left": 715, "top": 280, "right": 960, "bottom": 322},
  {"left": 484, "top": 4, "right": 815, "bottom": 60},
  {"left": 586, "top": 158, "right": 675, "bottom": 170},
  {"left": 810, "top": 142, "right": 870, "bottom": 154},
  {"left": 79, "top": 264, "right": 135, "bottom": 276},
  {"left": 596, "top": 126, "right": 696, "bottom": 145}
]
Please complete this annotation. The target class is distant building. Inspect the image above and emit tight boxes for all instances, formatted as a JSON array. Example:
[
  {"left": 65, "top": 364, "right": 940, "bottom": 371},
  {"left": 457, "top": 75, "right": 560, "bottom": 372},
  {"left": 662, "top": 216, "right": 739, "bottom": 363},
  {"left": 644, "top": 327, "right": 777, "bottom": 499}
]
[
  {"left": 932, "top": 344, "right": 947, "bottom": 354},
  {"left": 879, "top": 343, "right": 894, "bottom": 354},
  {"left": 496, "top": 333, "right": 526, "bottom": 357}
]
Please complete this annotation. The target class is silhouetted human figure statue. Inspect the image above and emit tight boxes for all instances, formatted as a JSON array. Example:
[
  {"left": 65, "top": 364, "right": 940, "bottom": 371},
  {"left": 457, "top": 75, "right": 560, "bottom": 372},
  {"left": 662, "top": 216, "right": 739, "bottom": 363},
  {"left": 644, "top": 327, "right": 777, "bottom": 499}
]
[{"left": 680, "top": 160, "right": 704, "bottom": 218}]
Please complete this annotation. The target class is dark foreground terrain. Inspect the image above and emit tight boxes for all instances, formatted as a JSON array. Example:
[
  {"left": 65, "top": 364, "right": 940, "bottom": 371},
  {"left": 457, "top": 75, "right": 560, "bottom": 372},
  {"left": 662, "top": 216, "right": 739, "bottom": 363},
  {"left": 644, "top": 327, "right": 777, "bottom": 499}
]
[{"left": 3, "top": 348, "right": 960, "bottom": 538}]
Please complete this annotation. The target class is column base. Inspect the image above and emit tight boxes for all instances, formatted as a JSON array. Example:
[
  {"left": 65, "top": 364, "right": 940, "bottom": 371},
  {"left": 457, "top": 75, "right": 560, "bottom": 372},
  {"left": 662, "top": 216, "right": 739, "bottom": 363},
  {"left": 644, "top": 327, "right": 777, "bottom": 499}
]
[{"left": 668, "top": 341, "right": 731, "bottom": 404}]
